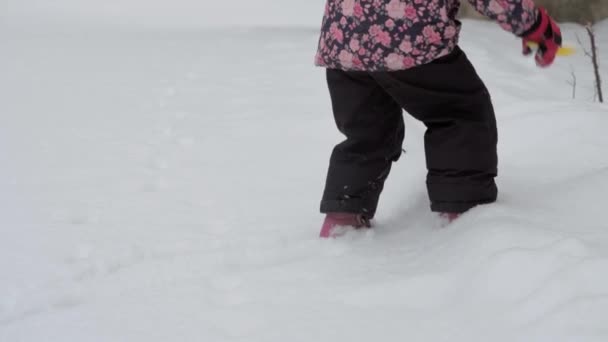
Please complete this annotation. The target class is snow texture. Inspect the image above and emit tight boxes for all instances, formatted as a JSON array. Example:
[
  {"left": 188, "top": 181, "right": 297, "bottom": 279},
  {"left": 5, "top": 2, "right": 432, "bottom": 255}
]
[
  {"left": 1, "top": 13, "right": 608, "bottom": 342},
  {"left": 1, "top": 0, "right": 326, "bottom": 28}
]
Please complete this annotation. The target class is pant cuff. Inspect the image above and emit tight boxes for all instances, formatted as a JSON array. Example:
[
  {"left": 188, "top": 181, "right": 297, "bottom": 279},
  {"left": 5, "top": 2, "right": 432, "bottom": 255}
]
[
  {"left": 430, "top": 199, "right": 495, "bottom": 213},
  {"left": 320, "top": 198, "right": 376, "bottom": 218}
]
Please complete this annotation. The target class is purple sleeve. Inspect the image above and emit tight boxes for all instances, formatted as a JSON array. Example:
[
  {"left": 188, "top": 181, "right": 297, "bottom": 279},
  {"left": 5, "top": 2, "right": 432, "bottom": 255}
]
[{"left": 467, "top": 0, "right": 539, "bottom": 36}]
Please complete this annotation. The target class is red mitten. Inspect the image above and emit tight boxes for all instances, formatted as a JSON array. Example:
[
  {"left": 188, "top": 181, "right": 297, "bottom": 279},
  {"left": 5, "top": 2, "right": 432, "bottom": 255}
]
[{"left": 521, "top": 7, "right": 562, "bottom": 67}]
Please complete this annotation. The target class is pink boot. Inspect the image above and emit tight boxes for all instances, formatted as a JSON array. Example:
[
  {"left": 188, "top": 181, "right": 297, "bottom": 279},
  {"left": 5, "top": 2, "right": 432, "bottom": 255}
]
[
  {"left": 319, "top": 213, "right": 371, "bottom": 238},
  {"left": 439, "top": 212, "right": 461, "bottom": 225}
]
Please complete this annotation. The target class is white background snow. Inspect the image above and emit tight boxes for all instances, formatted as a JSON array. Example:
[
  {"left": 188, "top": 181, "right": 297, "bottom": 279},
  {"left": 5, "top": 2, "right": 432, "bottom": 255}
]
[
  {"left": 2, "top": 0, "right": 326, "bottom": 28},
  {"left": 2, "top": 1, "right": 608, "bottom": 341}
]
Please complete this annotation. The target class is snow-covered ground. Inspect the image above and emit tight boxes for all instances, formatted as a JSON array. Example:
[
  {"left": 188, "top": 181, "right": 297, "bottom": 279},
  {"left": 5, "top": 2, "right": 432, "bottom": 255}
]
[
  {"left": 2, "top": 0, "right": 326, "bottom": 28},
  {"left": 1, "top": 16, "right": 608, "bottom": 341}
]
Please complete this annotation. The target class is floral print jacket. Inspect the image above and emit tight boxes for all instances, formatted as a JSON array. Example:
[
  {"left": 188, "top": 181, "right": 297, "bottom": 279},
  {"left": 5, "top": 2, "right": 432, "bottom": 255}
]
[{"left": 315, "top": 0, "right": 538, "bottom": 71}]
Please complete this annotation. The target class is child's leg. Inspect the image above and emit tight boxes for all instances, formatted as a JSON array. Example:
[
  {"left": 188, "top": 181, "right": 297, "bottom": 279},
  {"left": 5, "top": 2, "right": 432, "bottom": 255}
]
[
  {"left": 372, "top": 47, "right": 498, "bottom": 213},
  {"left": 321, "top": 69, "right": 405, "bottom": 218}
]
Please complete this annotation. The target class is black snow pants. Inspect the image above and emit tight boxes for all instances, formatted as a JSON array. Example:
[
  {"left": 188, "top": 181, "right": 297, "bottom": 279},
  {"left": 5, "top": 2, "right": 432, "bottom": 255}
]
[{"left": 320, "top": 46, "right": 498, "bottom": 217}]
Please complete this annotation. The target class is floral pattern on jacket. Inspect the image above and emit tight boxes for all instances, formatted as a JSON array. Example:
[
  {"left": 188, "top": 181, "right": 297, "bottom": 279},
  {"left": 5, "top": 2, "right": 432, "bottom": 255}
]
[{"left": 315, "top": 0, "right": 538, "bottom": 71}]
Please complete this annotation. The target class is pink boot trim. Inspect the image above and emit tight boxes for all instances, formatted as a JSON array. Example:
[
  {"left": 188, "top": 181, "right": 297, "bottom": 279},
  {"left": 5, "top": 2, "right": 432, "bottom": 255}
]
[
  {"left": 319, "top": 213, "right": 371, "bottom": 238},
  {"left": 439, "top": 212, "right": 461, "bottom": 223}
]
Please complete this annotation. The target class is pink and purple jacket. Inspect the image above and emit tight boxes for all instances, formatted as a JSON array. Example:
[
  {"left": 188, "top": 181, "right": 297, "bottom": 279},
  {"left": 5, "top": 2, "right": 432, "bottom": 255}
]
[{"left": 315, "top": 0, "right": 538, "bottom": 71}]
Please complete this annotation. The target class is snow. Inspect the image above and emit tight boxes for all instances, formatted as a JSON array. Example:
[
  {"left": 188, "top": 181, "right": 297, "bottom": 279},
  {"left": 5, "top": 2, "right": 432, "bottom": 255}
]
[
  {"left": 1, "top": 13, "right": 608, "bottom": 342},
  {"left": 2, "top": 0, "right": 326, "bottom": 28}
]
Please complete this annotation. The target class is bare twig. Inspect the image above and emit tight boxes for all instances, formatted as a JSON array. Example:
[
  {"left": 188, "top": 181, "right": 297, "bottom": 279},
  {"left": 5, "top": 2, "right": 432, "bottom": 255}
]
[
  {"left": 585, "top": 23, "right": 604, "bottom": 103},
  {"left": 576, "top": 26, "right": 605, "bottom": 103},
  {"left": 576, "top": 33, "right": 593, "bottom": 58},
  {"left": 576, "top": 33, "right": 584, "bottom": 48},
  {"left": 566, "top": 66, "right": 577, "bottom": 99}
]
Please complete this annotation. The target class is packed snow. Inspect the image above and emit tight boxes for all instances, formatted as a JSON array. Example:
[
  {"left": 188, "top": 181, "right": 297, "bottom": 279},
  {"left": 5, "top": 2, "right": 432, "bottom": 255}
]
[
  {"left": 1, "top": 0, "right": 326, "bottom": 28},
  {"left": 1, "top": 12, "right": 608, "bottom": 342}
]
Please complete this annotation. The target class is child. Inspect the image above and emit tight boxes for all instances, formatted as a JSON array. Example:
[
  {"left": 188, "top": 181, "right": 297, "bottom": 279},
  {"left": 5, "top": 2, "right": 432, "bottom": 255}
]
[{"left": 315, "top": 0, "right": 562, "bottom": 237}]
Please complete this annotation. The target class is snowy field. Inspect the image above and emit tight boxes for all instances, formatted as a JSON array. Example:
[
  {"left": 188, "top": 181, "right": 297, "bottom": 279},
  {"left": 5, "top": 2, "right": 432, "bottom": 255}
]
[{"left": 2, "top": 15, "right": 608, "bottom": 342}]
